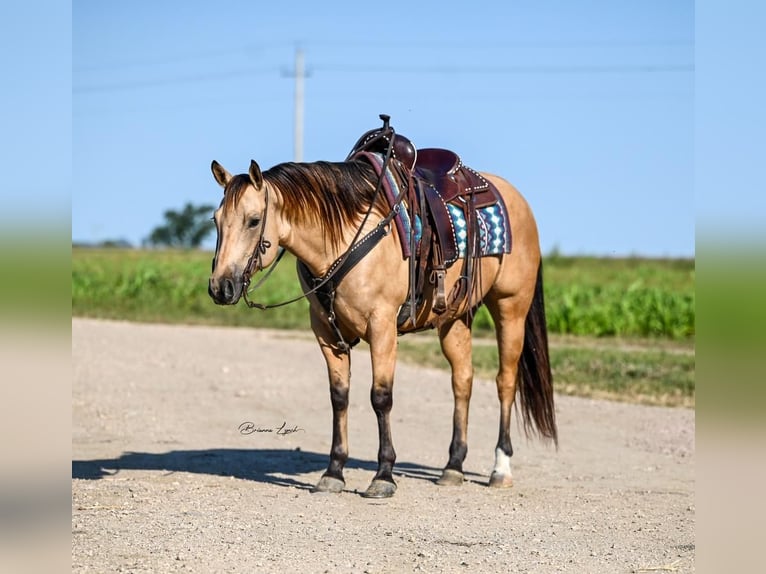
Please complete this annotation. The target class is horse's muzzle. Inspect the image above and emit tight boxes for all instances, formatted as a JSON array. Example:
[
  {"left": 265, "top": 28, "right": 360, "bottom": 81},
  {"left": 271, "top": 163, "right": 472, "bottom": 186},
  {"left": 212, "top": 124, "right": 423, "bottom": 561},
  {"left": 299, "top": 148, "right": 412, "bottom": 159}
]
[{"left": 208, "top": 276, "right": 242, "bottom": 305}]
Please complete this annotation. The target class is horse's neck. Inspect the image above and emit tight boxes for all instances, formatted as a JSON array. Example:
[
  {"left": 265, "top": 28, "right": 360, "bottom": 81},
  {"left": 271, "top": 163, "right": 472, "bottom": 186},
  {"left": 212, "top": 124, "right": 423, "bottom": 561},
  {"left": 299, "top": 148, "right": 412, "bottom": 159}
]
[
  {"left": 278, "top": 224, "right": 326, "bottom": 277},
  {"left": 265, "top": 188, "right": 331, "bottom": 276},
  {"left": 270, "top": 179, "right": 381, "bottom": 278},
  {"left": 282, "top": 219, "right": 368, "bottom": 278}
]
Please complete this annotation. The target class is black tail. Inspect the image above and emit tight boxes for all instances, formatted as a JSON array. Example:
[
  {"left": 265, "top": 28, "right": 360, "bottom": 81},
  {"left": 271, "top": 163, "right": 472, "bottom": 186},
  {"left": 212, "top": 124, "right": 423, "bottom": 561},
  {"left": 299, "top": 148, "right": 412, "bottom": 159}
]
[{"left": 517, "top": 262, "right": 558, "bottom": 445}]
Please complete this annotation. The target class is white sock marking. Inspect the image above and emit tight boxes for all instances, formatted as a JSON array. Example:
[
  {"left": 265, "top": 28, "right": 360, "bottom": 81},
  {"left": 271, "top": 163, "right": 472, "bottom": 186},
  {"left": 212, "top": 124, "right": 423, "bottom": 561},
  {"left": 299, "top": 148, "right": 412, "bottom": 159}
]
[{"left": 493, "top": 447, "right": 513, "bottom": 477}]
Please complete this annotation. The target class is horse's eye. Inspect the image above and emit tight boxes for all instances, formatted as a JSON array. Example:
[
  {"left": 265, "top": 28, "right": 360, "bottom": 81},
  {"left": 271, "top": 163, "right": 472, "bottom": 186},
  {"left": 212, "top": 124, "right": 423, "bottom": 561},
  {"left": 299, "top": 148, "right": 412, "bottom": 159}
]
[{"left": 248, "top": 217, "right": 261, "bottom": 229}]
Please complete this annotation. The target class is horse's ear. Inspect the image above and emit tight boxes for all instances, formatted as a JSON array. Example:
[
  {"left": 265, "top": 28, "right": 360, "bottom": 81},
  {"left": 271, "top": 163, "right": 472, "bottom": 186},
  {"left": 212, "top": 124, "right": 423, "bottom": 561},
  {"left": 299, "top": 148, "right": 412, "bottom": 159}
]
[
  {"left": 211, "top": 160, "right": 232, "bottom": 189},
  {"left": 249, "top": 160, "right": 264, "bottom": 189}
]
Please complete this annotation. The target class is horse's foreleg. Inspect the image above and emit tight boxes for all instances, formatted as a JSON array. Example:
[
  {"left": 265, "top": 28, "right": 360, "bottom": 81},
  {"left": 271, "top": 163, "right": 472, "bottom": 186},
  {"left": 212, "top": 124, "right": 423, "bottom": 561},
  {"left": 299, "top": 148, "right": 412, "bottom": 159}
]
[
  {"left": 485, "top": 297, "right": 527, "bottom": 488},
  {"left": 361, "top": 319, "right": 398, "bottom": 498},
  {"left": 436, "top": 317, "right": 474, "bottom": 486},
  {"left": 311, "top": 312, "right": 351, "bottom": 494}
]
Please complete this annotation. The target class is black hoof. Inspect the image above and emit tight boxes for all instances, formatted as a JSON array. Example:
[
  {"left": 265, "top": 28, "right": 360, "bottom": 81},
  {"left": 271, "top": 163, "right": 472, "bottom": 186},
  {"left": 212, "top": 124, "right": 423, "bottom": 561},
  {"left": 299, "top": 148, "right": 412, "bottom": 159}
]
[
  {"left": 311, "top": 475, "right": 345, "bottom": 493},
  {"left": 361, "top": 479, "right": 397, "bottom": 498},
  {"left": 436, "top": 468, "right": 464, "bottom": 486}
]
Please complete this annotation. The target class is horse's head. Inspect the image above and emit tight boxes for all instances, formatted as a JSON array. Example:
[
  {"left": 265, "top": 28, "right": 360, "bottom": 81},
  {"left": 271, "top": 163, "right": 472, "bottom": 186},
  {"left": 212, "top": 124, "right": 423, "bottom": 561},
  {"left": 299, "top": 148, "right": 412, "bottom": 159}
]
[{"left": 208, "top": 159, "right": 281, "bottom": 305}]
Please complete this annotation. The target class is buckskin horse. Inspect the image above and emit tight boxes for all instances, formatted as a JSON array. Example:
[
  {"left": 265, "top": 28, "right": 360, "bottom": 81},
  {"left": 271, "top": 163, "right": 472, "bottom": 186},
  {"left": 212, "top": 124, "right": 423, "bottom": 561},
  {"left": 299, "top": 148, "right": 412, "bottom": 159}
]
[{"left": 208, "top": 115, "right": 557, "bottom": 498}]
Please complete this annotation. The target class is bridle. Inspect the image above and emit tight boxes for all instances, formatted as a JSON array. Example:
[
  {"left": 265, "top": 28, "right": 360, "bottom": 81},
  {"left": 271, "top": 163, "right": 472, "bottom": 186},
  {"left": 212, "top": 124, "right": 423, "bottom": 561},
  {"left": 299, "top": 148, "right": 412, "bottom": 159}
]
[
  {"left": 239, "top": 181, "right": 288, "bottom": 308},
  {"left": 235, "top": 118, "right": 402, "bottom": 311}
]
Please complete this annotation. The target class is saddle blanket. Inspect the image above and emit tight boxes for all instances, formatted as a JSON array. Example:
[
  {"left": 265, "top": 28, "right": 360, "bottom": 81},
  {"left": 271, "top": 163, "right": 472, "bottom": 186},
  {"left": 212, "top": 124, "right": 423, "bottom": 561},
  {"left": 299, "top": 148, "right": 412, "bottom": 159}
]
[
  {"left": 447, "top": 202, "right": 511, "bottom": 259},
  {"left": 361, "top": 152, "right": 512, "bottom": 263}
]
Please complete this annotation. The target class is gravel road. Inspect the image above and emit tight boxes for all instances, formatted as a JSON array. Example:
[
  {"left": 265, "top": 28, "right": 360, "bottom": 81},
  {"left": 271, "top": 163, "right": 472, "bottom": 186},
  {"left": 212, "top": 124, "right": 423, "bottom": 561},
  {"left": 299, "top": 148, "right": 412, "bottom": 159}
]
[{"left": 72, "top": 318, "right": 695, "bottom": 573}]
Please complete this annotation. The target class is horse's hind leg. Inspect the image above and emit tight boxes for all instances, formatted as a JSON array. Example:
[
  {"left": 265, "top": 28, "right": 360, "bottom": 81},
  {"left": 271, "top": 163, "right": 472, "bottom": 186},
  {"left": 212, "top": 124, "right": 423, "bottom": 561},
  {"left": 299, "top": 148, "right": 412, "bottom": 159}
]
[
  {"left": 310, "top": 311, "right": 351, "bottom": 494},
  {"left": 436, "top": 316, "right": 474, "bottom": 486},
  {"left": 484, "top": 295, "right": 528, "bottom": 488}
]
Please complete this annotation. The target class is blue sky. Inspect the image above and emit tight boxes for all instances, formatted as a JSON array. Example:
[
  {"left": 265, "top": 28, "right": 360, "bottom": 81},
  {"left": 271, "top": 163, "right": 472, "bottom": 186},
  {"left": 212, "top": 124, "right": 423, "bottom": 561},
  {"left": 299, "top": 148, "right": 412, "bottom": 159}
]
[{"left": 72, "top": 0, "right": 694, "bottom": 256}]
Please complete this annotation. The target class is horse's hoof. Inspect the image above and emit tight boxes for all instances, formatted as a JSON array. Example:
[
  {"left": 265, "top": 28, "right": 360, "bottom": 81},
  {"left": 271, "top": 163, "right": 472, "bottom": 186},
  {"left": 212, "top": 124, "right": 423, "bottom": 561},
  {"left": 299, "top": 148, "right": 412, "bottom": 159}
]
[
  {"left": 436, "top": 468, "right": 464, "bottom": 486},
  {"left": 488, "top": 472, "right": 514, "bottom": 488},
  {"left": 311, "top": 475, "right": 345, "bottom": 494},
  {"left": 361, "top": 479, "right": 397, "bottom": 498}
]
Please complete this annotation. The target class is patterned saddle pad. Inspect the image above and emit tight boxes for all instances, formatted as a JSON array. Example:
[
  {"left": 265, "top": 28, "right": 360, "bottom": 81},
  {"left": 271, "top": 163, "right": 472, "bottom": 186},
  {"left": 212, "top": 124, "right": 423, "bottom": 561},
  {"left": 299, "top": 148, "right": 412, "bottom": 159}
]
[{"left": 446, "top": 202, "right": 511, "bottom": 260}]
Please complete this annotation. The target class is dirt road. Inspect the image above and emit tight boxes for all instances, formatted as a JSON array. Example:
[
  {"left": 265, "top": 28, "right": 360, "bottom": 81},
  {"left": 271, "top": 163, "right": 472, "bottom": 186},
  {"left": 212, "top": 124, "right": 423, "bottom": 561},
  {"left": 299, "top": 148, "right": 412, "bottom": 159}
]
[{"left": 72, "top": 318, "right": 695, "bottom": 573}]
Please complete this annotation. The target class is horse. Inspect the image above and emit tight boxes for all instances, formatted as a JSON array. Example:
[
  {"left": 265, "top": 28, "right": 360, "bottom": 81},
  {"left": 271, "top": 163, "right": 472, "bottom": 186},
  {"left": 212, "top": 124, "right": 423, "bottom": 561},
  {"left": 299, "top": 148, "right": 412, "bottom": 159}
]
[{"left": 208, "top": 132, "right": 557, "bottom": 499}]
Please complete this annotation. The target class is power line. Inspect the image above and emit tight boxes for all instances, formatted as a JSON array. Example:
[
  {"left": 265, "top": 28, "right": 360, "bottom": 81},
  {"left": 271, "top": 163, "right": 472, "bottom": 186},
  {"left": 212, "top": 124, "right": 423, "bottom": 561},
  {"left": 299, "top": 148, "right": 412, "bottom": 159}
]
[
  {"left": 73, "top": 39, "right": 692, "bottom": 73},
  {"left": 314, "top": 63, "right": 694, "bottom": 75},
  {"left": 74, "top": 67, "right": 277, "bottom": 94},
  {"left": 75, "top": 61, "right": 691, "bottom": 94},
  {"left": 74, "top": 45, "right": 267, "bottom": 73}
]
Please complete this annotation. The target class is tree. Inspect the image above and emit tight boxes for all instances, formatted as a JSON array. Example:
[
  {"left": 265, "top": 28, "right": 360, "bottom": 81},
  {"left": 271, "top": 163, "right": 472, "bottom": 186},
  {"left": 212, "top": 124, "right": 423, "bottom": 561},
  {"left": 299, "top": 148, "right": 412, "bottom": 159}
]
[{"left": 145, "top": 202, "right": 216, "bottom": 248}]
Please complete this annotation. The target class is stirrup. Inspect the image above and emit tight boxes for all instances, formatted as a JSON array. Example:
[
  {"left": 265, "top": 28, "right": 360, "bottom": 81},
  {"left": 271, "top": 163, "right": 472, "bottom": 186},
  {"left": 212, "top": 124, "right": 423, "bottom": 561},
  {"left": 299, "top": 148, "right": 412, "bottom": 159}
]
[{"left": 396, "top": 296, "right": 422, "bottom": 328}]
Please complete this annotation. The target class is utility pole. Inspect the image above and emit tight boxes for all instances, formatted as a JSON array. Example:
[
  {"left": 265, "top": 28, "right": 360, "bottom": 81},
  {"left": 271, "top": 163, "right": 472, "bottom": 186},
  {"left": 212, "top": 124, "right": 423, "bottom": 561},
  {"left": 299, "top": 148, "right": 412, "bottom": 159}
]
[{"left": 293, "top": 47, "right": 305, "bottom": 162}]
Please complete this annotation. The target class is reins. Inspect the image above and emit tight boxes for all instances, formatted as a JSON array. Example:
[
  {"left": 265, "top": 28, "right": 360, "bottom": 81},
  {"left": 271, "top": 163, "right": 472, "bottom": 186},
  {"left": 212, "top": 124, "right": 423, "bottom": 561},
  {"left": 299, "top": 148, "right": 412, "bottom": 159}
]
[{"left": 240, "top": 115, "right": 403, "bottom": 311}]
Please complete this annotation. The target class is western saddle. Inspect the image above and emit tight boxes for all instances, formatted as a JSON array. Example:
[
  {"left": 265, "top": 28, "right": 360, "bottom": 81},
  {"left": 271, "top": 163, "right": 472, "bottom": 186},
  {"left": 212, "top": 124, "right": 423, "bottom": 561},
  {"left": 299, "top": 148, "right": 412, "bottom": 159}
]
[{"left": 346, "top": 115, "right": 508, "bottom": 331}]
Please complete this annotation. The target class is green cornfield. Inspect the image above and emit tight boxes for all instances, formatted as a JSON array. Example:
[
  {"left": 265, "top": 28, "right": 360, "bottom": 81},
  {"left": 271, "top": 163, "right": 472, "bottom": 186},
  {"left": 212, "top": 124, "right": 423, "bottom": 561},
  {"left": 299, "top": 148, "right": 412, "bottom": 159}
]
[{"left": 72, "top": 248, "right": 694, "bottom": 341}]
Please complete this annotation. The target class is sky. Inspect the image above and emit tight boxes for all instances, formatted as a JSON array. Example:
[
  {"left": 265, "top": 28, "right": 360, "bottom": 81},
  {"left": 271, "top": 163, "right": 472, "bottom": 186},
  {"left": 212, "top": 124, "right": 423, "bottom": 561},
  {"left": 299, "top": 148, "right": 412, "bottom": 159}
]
[{"left": 72, "top": 0, "right": 694, "bottom": 257}]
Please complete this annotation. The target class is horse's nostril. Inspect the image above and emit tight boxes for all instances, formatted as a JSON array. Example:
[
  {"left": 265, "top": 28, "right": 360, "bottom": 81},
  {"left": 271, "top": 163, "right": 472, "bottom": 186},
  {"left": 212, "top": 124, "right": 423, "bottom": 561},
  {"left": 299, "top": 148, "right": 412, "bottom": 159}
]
[{"left": 222, "top": 277, "right": 234, "bottom": 301}]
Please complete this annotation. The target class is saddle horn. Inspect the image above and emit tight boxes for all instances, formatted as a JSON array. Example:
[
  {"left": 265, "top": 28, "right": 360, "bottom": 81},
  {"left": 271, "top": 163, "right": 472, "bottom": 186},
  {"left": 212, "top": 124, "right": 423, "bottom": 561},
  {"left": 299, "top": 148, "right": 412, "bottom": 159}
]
[{"left": 346, "top": 114, "right": 417, "bottom": 171}]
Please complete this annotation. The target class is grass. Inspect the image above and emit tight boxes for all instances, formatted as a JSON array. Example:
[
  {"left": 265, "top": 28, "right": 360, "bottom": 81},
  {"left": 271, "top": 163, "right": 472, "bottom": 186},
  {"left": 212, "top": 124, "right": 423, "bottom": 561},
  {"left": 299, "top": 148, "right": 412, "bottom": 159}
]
[
  {"left": 541, "top": 255, "right": 695, "bottom": 339},
  {"left": 397, "top": 335, "right": 694, "bottom": 408},
  {"left": 71, "top": 248, "right": 310, "bottom": 329},
  {"left": 72, "top": 247, "right": 695, "bottom": 407},
  {"left": 472, "top": 256, "right": 695, "bottom": 339}
]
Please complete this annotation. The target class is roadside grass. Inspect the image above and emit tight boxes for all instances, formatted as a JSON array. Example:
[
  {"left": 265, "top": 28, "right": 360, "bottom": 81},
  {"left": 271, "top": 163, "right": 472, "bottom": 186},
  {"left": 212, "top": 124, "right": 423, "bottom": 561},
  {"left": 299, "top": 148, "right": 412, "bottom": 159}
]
[{"left": 397, "top": 335, "right": 695, "bottom": 408}]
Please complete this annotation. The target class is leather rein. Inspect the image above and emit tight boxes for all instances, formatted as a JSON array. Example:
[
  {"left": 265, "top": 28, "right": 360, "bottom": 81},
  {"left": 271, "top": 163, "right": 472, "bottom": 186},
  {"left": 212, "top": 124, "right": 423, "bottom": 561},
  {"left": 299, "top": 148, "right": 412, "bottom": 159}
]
[{"left": 239, "top": 121, "right": 403, "bottom": 312}]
